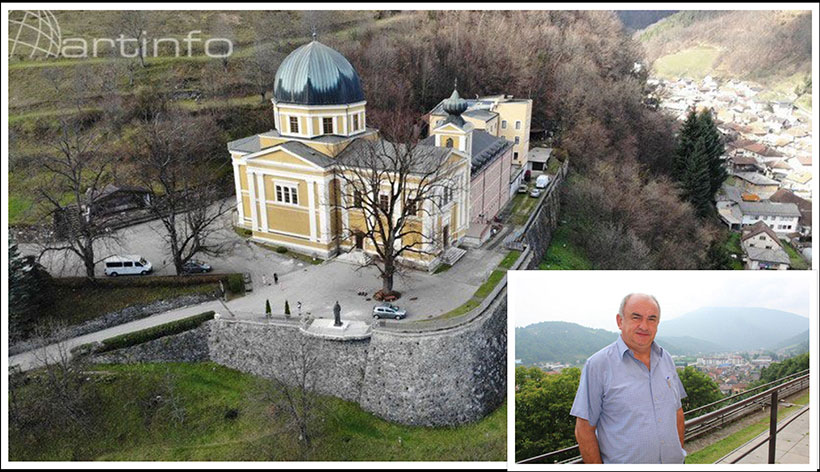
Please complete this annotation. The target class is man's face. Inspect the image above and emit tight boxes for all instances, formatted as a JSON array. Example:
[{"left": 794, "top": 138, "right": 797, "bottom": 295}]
[{"left": 616, "top": 294, "right": 660, "bottom": 354}]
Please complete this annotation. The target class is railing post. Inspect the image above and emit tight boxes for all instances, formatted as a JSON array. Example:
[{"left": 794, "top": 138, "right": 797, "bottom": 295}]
[{"left": 768, "top": 389, "right": 778, "bottom": 464}]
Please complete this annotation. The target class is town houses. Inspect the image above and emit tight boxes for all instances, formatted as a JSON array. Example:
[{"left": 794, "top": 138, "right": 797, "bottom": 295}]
[{"left": 650, "top": 75, "right": 812, "bottom": 269}]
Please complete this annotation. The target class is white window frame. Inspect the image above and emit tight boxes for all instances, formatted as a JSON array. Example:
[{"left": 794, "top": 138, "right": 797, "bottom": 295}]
[
  {"left": 502, "top": 120, "right": 507, "bottom": 129},
  {"left": 515, "top": 120, "right": 521, "bottom": 130},
  {"left": 274, "top": 182, "right": 300, "bottom": 206}
]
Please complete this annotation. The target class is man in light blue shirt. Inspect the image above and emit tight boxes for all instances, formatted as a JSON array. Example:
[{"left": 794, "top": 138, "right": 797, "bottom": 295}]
[{"left": 570, "top": 293, "right": 688, "bottom": 464}]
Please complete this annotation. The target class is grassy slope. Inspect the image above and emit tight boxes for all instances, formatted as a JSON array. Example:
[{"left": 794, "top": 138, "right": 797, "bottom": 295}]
[
  {"left": 538, "top": 224, "right": 593, "bottom": 270},
  {"left": 640, "top": 10, "right": 811, "bottom": 109},
  {"left": 9, "top": 362, "right": 506, "bottom": 461}
]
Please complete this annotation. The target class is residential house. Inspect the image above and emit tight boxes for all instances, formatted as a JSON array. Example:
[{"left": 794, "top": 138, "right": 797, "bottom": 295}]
[
  {"left": 741, "top": 221, "right": 791, "bottom": 270},
  {"left": 737, "top": 201, "right": 801, "bottom": 235},
  {"left": 769, "top": 188, "right": 812, "bottom": 236},
  {"left": 733, "top": 172, "right": 780, "bottom": 198}
]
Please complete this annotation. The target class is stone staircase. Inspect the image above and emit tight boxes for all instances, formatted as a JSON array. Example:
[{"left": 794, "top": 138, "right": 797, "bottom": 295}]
[{"left": 442, "top": 246, "right": 467, "bottom": 266}]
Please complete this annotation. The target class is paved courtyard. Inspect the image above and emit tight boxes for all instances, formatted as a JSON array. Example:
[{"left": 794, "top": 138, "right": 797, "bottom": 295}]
[{"left": 12, "top": 204, "right": 510, "bottom": 371}]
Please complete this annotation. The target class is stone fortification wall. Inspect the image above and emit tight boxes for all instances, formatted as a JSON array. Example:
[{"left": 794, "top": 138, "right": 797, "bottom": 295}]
[
  {"left": 88, "top": 324, "right": 211, "bottom": 364},
  {"left": 207, "top": 318, "right": 370, "bottom": 404},
  {"left": 359, "top": 289, "right": 507, "bottom": 426}
]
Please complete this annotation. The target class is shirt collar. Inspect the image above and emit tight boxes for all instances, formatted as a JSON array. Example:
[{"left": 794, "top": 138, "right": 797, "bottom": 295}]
[{"left": 616, "top": 334, "right": 664, "bottom": 359}]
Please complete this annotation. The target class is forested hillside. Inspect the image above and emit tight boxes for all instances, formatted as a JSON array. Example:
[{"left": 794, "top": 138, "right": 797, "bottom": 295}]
[{"left": 638, "top": 10, "right": 811, "bottom": 87}]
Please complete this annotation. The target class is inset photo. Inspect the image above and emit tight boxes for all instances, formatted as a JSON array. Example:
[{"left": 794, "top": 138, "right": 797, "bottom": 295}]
[{"left": 510, "top": 270, "right": 815, "bottom": 467}]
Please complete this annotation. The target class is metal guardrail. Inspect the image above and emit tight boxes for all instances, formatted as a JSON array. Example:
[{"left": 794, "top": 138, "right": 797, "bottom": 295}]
[{"left": 516, "top": 370, "right": 809, "bottom": 464}]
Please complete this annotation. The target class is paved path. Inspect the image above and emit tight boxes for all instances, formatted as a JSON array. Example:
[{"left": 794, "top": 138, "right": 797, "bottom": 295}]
[{"left": 717, "top": 406, "right": 810, "bottom": 464}]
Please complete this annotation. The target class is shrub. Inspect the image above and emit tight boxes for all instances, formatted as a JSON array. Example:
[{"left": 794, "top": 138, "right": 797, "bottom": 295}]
[
  {"left": 97, "top": 311, "right": 215, "bottom": 353},
  {"left": 276, "top": 246, "right": 288, "bottom": 254},
  {"left": 226, "top": 274, "right": 244, "bottom": 294},
  {"left": 265, "top": 299, "right": 271, "bottom": 317},
  {"left": 284, "top": 300, "right": 290, "bottom": 316}
]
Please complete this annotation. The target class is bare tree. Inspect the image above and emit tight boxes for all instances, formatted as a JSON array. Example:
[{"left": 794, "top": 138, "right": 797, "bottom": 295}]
[
  {"left": 250, "top": 333, "right": 323, "bottom": 458},
  {"left": 333, "top": 114, "right": 467, "bottom": 295},
  {"left": 32, "top": 71, "right": 121, "bottom": 280},
  {"left": 117, "top": 11, "right": 149, "bottom": 68},
  {"left": 209, "top": 13, "right": 236, "bottom": 71},
  {"left": 129, "top": 111, "right": 232, "bottom": 275},
  {"left": 243, "top": 39, "right": 284, "bottom": 103}
]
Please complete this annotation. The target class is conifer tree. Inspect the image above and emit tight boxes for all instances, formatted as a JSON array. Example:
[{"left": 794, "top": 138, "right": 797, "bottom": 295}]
[
  {"left": 673, "top": 109, "right": 726, "bottom": 218},
  {"left": 8, "top": 235, "right": 55, "bottom": 341}
]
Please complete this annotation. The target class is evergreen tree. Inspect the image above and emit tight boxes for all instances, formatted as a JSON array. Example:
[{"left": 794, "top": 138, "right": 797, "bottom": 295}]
[
  {"left": 674, "top": 109, "right": 726, "bottom": 218},
  {"left": 265, "top": 299, "right": 272, "bottom": 317},
  {"left": 284, "top": 300, "right": 291, "bottom": 316},
  {"left": 8, "top": 235, "right": 55, "bottom": 341},
  {"left": 680, "top": 137, "right": 713, "bottom": 217},
  {"left": 697, "top": 110, "right": 727, "bottom": 196},
  {"left": 673, "top": 109, "right": 700, "bottom": 181}
]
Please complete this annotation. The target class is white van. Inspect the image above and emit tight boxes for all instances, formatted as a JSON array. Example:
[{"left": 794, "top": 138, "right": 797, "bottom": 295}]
[
  {"left": 104, "top": 255, "right": 153, "bottom": 276},
  {"left": 535, "top": 174, "right": 550, "bottom": 189}
]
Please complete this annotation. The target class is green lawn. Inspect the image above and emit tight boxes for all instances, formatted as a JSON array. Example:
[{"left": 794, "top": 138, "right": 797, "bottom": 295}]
[
  {"left": 8, "top": 362, "right": 506, "bottom": 461},
  {"left": 723, "top": 232, "right": 745, "bottom": 270},
  {"left": 782, "top": 241, "right": 809, "bottom": 270},
  {"left": 686, "top": 390, "right": 809, "bottom": 464},
  {"left": 652, "top": 46, "right": 722, "bottom": 80},
  {"left": 498, "top": 251, "right": 521, "bottom": 270},
  {"left": 38, "top": 283, "right": 219, "bottom": 333},
  {"left": 538, "top": 225, "right": 593, "bottom": 270},
  {"left": 509, "top": 191, "right": 540, "bottom": 226}
]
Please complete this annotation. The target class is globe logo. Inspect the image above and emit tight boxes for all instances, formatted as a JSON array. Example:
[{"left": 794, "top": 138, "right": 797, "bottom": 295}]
[{"left": 8, "top": 10, "right": 62, "bottom": 59}]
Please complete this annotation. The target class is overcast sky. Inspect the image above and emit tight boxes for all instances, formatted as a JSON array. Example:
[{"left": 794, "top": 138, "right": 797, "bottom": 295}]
[{"left": 509, "top": 271, "right": 813, "bottom": 331}]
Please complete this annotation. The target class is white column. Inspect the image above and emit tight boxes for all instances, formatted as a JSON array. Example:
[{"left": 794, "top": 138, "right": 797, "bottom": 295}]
[
  {"left": 318, "top": 180, "right": 329, "bottom": 243},
  {"left": 257, "top": 173, "right": 268, "bottom": 232},
  {"left": 307, "top": 179, "right": 317, "bottom": 241},
  {"left": 307, "top": 114, "right": 314, "bottom": 136},
  {"left": 247, "top": 169, "right": 258, "bottom": 231},
  {"left": 232, "top": 161, "right": 244, "bottom": 222},
  {"left": 342, "top": 181, "right": 350, "bottom": 238}
]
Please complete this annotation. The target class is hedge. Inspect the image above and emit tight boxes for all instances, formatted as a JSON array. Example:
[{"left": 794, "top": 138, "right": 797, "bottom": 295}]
[
  {"left": 97, "top": 310, "right": 215, "bottom": 353},
  {"left": 54, "top": 273, "right": 244, "bottom": 294}
]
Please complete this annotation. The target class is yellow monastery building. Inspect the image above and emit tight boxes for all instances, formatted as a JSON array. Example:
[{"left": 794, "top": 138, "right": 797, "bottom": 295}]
[{"left": 229, "top": 39, "right": 472, "bottom": 269}]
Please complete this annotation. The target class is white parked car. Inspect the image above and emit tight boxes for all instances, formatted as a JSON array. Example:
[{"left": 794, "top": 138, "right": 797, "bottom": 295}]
[
  {"left": 535, "top": 174, "right": 550, "bottom": 189},
  {"left": 104, "top": 255, "right": 153, "bottom": 276}
]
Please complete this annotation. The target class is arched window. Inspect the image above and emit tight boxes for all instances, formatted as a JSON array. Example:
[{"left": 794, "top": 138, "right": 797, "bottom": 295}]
[{"left": 445, "top": 137, "right": 454, "bottom": 148}]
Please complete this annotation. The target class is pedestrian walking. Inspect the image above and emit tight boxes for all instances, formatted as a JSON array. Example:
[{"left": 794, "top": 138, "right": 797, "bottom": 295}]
[
  {"left": 274, "top": 273, "right": 279, "bottom": 285},
  {"left": 262, "top": 274, "right": 268, "bottom": 286}
]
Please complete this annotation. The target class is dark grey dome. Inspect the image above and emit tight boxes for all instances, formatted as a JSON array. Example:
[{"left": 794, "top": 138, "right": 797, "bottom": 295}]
[{"left": 273, "top": 40, "right": 365, "bottom": 106}]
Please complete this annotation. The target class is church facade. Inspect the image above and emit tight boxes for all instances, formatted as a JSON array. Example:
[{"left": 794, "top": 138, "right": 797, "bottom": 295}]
[{"left": 229, "top": 39, "right": 471, "bottom": 269}]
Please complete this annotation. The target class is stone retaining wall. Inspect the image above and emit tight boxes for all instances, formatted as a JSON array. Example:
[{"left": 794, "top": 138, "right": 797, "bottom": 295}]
[{"left": 88, "top": 324, "right": 211, "bottom": 364}]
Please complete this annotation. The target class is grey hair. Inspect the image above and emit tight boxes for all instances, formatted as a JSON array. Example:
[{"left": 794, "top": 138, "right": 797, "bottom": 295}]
[{"left": 618, "top": 293, "right": 661, "bottom": 319}]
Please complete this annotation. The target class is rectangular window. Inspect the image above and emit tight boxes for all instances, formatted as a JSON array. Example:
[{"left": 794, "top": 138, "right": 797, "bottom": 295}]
[
  {"left": 323, "top": 117, "right": 333, "bottom": 134},
  {"left": 515, "top": 121, "right": 521, "bottom": 130},
  {"left": 514, "top": 152, "right": 519, "bottom": 160},
  {"left": 502, "top": 120, "right": 507, "bottom": 129},
  {"left": 353, "top": 114, "right": 360, "bottom": 131},
  {"left": 379, "top": 194, "right": 390, "bottom": 213},
  {"left": 515, "top": 136, "right": 520, "bottom": 145},
  {"left": 442, "top": 187, "right": 453, "bottom": 206},
  {"left": 289, "top": 116, "right": 299, "bottom": 134},
  {"left": 406, "top": 199, "right": 418, "bottom": 216},
  {"left": 275, "top": 184, "right": 298, "bottom": 205},
  {"left": 353, "top": 191, "right": 362, "bottom": 207}
]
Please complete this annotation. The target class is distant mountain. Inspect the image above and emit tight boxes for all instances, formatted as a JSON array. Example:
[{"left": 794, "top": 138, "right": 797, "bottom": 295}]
[
  {"left": 638, "top": 10, "right": 811, "bottom": 87},
  {"left": 516, "top": 321, "right": 724, "bottom": 365},
  {"left": 515, "top": 321, "right": 617, "bottom": 365},
  {"left": 659, "top": 307, "right": 809, "bottom": 352},
  {"left": 615, "top": 11, "right": 677, "bottom": 31},
  {"left": 770, "top": 329, "right": 809, "bottom": 356},
  {"left": 654, "top": 336, "right": 723, "bottom": 357}
]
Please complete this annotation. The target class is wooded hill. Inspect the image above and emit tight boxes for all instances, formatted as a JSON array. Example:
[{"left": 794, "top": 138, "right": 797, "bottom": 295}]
[{"left": 638, "top": 10, "right": 811, "bottom": 87}]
